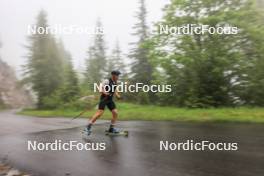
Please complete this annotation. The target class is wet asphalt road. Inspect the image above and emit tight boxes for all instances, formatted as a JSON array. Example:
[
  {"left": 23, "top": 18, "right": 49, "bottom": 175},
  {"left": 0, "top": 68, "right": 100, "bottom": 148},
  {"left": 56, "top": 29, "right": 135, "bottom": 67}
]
[{"left": 0, "top": 111, "right": 264, "bottom": 176}]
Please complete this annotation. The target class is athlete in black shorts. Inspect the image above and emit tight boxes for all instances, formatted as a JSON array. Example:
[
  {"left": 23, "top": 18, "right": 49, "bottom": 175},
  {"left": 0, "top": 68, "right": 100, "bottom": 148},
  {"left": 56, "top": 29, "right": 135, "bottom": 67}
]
[{"left": 84, "top": 70, "right": 121, "bottom": 135}]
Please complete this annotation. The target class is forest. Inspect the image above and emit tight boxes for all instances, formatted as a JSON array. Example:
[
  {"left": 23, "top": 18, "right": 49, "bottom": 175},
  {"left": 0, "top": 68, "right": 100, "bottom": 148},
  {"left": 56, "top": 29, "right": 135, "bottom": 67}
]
[{"left": 13, "top": 0, "right": 264, "bottom": 110}]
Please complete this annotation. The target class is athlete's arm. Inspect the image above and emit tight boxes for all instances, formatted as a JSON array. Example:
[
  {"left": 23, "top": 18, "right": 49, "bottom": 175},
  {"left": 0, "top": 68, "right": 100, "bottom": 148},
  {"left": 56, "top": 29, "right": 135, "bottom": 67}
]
[{"left": 115, "top": 91, "right": 121, "bottom": 99}]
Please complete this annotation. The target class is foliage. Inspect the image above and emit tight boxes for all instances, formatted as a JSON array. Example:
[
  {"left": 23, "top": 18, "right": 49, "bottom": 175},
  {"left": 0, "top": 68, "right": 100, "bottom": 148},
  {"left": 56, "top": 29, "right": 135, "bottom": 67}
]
[
  {"left": 149, "top": 0, "right": 264, "bottom": 107},
  {"left": 84, "top": 19, "right": 107, "bottom": 89},
  {"left": 128, "top": 0, "right": 154, "bottom": 103},
  {"left": 23, "top": 10, "right": 80, "bottom": 109},
  {"left": 106, "top": 40, "right": 127, "bottom": 79},
  {"left": 22, "top": 1, "right": 264, "bottom": 109}
]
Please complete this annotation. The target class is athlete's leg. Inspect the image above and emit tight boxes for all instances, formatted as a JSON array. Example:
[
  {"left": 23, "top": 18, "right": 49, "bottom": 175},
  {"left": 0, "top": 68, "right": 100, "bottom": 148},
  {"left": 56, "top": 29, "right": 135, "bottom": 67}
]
[
  {"left": 88, "top": 98, "right": 106, "bottom": 125},
  {"left": 106, "top": 101, "right": 117, "bottom": 125},
  {"left": 107, "top": 101, "right": 118, "bottom": 132},
  {"left": 89, "top": 109, "right": 104, "bottom": 124},
  {"left": 84, "top": 100, "right": 106, "bottom": 135},
  {"left": 108, "top": 109, "right": 119, "bottom": 133},
  {"left": 110, "top": 109, "right": 118, "bottom": 125},
  {"left": 84, "top": 110, "right": 104, "bottom": 135}
]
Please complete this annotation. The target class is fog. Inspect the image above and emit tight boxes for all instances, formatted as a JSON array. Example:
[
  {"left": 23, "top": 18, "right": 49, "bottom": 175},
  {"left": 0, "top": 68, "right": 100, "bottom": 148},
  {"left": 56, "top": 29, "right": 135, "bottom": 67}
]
[{"left": 0, "top": 0, "right": 168, "bottom": 76}]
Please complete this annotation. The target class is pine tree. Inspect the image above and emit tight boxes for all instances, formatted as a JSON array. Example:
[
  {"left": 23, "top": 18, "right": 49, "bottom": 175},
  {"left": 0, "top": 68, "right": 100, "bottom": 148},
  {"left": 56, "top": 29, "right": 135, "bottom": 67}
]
[
  {"left": 129, "top": 0, "right": 153, "bottom": 104},
  {"left": 23, "top": 10, "right": 64, "bottom": 108},
  {"left": 130, "top": 0, "right": 152, "bottom": 84},
  {"left": 106, "top": 40, "right": 126, "bottom": 79},
  {"left": 57, "top": 41, "right": 80, "bottom": 103},
  {"left": 84, "top": 19, "right": 107, "bottom": 89}
]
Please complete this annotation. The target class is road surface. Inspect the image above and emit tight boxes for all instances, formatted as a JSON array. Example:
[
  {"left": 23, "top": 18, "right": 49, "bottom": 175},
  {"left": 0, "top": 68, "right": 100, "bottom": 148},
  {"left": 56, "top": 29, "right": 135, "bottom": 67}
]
[{"left": 0, "top": 110, "right": 264, "bottom": 176}]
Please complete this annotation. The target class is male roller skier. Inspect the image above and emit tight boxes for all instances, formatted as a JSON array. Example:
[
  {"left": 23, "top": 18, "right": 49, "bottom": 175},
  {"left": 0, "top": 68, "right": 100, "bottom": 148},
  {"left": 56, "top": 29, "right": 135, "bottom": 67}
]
[{"left": 84, "top": 70, "right": 121, "bottom": 135}]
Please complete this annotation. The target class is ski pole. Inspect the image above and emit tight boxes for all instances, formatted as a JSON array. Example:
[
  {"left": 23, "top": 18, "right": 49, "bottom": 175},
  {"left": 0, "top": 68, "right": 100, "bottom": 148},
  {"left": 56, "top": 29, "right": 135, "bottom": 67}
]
[{"left": 71, "top": 95, "right": 109, "bottom": 121}]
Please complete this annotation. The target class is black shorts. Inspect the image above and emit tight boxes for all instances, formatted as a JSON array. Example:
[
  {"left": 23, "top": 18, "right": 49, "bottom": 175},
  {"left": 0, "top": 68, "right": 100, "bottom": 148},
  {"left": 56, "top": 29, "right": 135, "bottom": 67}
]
[{"left": 98, "top": 99, "right": 116, "bottom": 111}]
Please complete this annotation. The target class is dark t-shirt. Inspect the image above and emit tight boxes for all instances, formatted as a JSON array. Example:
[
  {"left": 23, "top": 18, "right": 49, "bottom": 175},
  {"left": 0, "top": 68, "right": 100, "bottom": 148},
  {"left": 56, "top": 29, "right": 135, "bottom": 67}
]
[{"left": 100, "top": 78, "right": 117, "bottom": 101}]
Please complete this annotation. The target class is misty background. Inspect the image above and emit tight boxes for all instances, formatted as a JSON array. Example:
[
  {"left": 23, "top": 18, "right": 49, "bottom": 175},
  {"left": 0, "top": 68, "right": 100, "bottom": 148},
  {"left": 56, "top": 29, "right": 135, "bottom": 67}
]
[
  {"left": 0, "top": 0, "right": 167, "bottom": 76},
  {"left": 1, "top": 0, "right": 264, "bottom": 109}
]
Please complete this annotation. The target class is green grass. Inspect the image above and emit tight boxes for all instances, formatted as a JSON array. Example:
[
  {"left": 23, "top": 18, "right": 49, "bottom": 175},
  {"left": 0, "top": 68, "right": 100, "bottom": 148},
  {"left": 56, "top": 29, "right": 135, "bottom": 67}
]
[{"left": 18, "top": 102, "right": 264, "bottom": 123}]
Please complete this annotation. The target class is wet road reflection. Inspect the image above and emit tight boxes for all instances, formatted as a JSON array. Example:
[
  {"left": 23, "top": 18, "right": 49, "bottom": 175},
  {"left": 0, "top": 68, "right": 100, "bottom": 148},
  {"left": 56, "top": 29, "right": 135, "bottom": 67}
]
[{"left": 0, "top": 121, "right": 264, "bottom": 176}]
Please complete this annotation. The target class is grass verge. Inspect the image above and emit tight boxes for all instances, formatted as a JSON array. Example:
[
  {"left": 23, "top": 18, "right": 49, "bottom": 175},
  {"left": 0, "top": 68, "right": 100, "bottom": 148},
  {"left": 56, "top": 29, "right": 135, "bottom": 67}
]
[{"left": 18, "top": 103, "right": 264, "bottom": 123}]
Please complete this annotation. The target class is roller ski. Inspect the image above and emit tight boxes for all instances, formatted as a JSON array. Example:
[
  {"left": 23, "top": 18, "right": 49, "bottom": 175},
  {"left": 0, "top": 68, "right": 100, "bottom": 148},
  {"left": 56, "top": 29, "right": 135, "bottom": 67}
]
[{"left": 105, "top": 126, "right": 128, "bottom": 137}]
